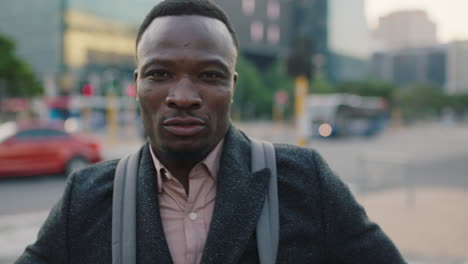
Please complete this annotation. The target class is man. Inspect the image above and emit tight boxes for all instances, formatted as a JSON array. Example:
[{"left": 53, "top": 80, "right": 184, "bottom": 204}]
[{"left": 17, "top": 0, "right": 405, "bottom": 263}]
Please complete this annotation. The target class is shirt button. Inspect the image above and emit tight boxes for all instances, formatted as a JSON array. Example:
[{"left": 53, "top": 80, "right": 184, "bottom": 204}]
[{"left": 188, "top": 212, "right": 198, "bottom": 220}]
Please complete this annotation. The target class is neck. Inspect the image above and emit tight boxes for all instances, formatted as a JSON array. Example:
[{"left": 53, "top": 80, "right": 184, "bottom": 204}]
[
  {"left": 166, "top": 163, "right": 192, "bottom": 194},
  {"left": 155, "top": 150, "right": 204, "bottom": 194}
]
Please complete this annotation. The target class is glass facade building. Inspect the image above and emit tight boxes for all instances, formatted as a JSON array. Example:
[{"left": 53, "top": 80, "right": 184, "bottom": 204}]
[{"left": 0, "top": 0, "right": 63, "bottom": 76}]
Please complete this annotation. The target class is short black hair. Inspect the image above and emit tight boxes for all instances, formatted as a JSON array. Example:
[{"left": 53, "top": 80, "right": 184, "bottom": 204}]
[{"left": 136, "top": 0, "right": 239, "bottom": 50}]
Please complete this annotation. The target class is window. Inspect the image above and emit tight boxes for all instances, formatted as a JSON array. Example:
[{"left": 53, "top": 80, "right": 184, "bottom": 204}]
[
  {"left": 250, "top": 21, "right": 264, "bottom": 43},
  {"left": 242, "top": 0, "right": 255, "bottom": 16},
  {"left": 267, "top": 1, "right": 280, "bottom": 20},
  {"left": 267, "top": 24, "right": 280, "bottom": 45},
  {"left": 15, "top": 129, "right": 68, "bottom": 139},
  {"left": 0, "top": 122, "right": 16, "bottom": 143}
]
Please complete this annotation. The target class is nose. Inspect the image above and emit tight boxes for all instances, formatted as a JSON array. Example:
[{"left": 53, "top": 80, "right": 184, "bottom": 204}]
[{"left": 165, "top": 77, "right": 202, "bottom": 110}]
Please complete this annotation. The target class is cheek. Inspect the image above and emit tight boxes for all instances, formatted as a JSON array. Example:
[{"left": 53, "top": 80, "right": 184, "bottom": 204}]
[
  {"left": 206, "top": 90, "right": 232, "bottom": 122},
  {"left": 138, "top": 83, "right": 166, "bottom": 112}
]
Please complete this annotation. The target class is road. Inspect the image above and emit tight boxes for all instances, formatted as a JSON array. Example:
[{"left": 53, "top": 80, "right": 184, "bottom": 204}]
[
  {"left": 239, "top": 121, "right": 468, "bottom": 191},
  {"left": 312, "top": 125, "right": 468, "bottom": 192},
  {"left": 0, "top": 175, "right": 65, "bottom": 215},
  {"left": 1, "top": 122, "right": 467, "bottom": 263}
]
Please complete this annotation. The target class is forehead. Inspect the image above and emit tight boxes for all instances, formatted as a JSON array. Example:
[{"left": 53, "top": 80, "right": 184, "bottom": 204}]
[{"left": 137, "top": 15, "right": 237, "bottom": 66}]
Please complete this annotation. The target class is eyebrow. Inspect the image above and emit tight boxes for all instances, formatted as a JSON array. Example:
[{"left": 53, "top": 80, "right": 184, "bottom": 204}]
[
  {"left": 198, "top": 59, "right": 231, "bottom": 73},
  {"left": 140, "top": 57, "right": 231, "bottom": 75}
]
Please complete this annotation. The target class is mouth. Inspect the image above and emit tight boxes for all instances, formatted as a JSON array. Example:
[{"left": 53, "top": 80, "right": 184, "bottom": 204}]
[{"left": 162, "top": 117, "right": 207, "bottom": 136}]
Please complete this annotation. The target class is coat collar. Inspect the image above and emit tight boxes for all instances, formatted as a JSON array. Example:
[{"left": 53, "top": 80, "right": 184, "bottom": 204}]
[
  {"left": 136, "top": 144, "right": 174, "bottom": 264},
  {"left": 134, "top": 125, "right": 270, "bottom": 264},
  {"left": 201, "top": 125, "right": 271, "bottom": 264}
]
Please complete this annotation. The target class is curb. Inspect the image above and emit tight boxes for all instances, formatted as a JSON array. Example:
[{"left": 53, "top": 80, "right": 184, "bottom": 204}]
[{"left": 0, "top": 211, "right": 48, "bottom": 262}]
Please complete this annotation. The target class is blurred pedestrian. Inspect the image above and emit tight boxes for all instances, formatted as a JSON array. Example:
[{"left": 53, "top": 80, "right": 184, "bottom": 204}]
[{"left": 16, "top": 0, "right": 404, "bottom": 263}]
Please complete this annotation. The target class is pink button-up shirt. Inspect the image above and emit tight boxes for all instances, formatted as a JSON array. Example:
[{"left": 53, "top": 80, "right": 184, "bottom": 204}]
[{"left": 149, "top": 140, "right": 224, "bottom": 264}]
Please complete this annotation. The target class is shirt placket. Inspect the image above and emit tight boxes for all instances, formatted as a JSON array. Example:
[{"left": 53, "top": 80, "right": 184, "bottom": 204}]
[{"left": 185, "top": 165, "right": 203, "bottom": 264}]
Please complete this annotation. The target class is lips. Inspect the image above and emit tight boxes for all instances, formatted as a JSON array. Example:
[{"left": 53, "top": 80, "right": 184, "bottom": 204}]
[{"left": 162, "top": 117, "right": 206, "bottom": 136}]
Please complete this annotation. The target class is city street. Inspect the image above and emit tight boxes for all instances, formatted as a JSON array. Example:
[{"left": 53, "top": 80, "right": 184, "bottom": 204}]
[
  {"left": 1, "top": 122, "right": 467, "bottom": 263},
  {"left": 2, "top": 0, "right": 468, "bottom": 262}
]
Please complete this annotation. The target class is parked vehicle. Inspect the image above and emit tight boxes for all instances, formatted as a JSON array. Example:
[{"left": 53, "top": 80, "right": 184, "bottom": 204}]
[
  {"left": 0, "top": 121, "right": 102, "bottom": 178},
  {"left": 307, "top": 94, "right": 389, "bottom": 138}
]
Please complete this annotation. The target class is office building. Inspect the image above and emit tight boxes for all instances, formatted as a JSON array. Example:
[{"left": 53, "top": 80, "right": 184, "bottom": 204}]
[
  {"left": 373, "top": 10, "right": 438, "bottom": 51},
  {"left": 371, "top": 41, "right": 468, "bottom": 94},
  {"left": 446, "top": 41, "right": 468, "bottom": 94},
  {"left": 327, "top": 0, "right": 371, "bottom": 82},
  {"left": 217, "top": 0, "right": 371, "bottom": 83}
]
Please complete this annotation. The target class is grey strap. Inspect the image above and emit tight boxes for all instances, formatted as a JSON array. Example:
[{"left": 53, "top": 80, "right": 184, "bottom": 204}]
[
  {"left": 112, "top": 151, "right": 140, "bottom": 264},
  {"left": 251, "top": 138, "right": 279, "bottom": 264}
]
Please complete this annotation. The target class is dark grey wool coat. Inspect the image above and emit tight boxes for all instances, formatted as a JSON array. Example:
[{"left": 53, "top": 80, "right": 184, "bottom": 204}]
[{"left": 16, "top": 126, "right": 405, "bottom": 264}]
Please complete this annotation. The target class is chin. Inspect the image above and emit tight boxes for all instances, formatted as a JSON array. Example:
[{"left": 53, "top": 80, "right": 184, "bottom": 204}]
[{"left": 162, "top": 144, "right": 210, "bottom": 164}]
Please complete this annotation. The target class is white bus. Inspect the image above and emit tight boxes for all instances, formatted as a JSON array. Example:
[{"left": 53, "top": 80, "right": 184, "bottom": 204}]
[{"left": 307, "top": 94, "right": 389, "bottom": 138}]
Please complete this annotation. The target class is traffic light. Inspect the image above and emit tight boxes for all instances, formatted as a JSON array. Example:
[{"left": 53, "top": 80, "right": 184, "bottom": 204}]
[{"left": 287, "top": 37, "right": 314, "bottom": 78}]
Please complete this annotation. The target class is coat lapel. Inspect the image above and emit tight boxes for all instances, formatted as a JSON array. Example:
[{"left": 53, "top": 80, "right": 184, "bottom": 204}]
[
  {"left": 136, "top": 144, "right": 173, "bottom": 264},
  {"left": 201, "top": 126, "right": 271, "bottom": 264}
]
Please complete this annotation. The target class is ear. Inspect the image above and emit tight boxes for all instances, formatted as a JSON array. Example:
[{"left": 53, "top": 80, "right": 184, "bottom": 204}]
[
  {"left": 232, "top": 71, "right": 238, "bottom": 93},
  {"left": 133, "top": 69, "right": 138, "bottom": 83},
  {"left": 134, "top": 69, "right": 139, "bottom": 101},
  {"left": 229, "top": 72, "right": 238, "bottom": 104}
]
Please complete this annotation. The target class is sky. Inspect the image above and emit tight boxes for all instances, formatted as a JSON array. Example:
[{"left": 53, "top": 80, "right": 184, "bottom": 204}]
[{"left": 366, "top": 0, "right": 468, "bottom": 43}]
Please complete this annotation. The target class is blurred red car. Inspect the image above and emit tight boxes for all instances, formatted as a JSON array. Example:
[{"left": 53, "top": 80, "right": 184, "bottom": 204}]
[{"left": 0, "top": 121, "right": 102, "bottom": 178}]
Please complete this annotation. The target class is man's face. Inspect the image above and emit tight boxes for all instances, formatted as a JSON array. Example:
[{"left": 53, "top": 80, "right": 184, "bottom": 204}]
[{"left": 135, "top": 15, "right": 237, "bottom": 161}]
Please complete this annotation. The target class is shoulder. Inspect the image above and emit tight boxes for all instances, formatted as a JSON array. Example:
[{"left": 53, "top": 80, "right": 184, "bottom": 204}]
[
  {"left": 273, "top": 143, "right": 327, "bottom": 174},
  {"left": 70, "top": 159, "right": 118, "bottom": 188},
  {"left": 66, "top": 159, "right": 119, "bottom": 207},
  {"left": 272, "top": 143, "right": 346, "bottom": 195},
  {"left": 272, "top": 143, "right": 364, "bottom": 222},
  {"left": 272, "top": 143, "right": 332, "bottom": 192}
]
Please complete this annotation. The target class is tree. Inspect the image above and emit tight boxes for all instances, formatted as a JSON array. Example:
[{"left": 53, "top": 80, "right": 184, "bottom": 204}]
[
  {"left": 448, "top": 93, "right": 468, "bottom": 116},
  {"left": 233, "top": 55, "right": 272, "bottom": 120},
  {"left": 395, "top": 83, "right": 450, "bottom": 121},
  {"left": 0, "top": 34, "right": 43, "bottom": 98},
  {"left": 336, "top": 80, "right": 396, "bottom": 103},
  {"left": 263, "top": 61, "right": 295, "bottom": 119},
  {"left": 310, "top": 76, "right": 334, "bottom": 94}
]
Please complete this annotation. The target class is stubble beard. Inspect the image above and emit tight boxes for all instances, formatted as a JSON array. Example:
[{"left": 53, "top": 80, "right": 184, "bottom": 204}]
[{"left": 159, "top": 143, "right": 211, "bottom": 169}]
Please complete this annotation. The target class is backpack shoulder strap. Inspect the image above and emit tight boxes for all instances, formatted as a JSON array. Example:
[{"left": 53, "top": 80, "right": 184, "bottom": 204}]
[
  {"left": 112, "top": 150, "right": 140, "bottom": 264},
  {"left": 250, "top": 137, "right": 279, "bottom": 264}
]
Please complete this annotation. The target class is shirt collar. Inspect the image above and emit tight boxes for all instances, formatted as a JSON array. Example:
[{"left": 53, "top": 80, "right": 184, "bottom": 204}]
[{"left": 149, "top": 139, "right": 225, "bottom": 193}]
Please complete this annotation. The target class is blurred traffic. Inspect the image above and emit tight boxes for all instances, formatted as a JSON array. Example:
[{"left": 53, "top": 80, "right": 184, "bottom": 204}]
[
  {"left": 307, "top": 93, "right": 389, "bottom": 138},
  {"left": 0, "top": 120, "right": 101, "bottom": 178}
]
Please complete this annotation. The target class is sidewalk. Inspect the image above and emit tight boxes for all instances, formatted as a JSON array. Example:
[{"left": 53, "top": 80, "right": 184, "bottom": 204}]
[
  {"left": 0, "top": 211, "right": 48, "bottom": 263},
  {"left": 357, "top": 187, "right": 468, "bottom": 263}
]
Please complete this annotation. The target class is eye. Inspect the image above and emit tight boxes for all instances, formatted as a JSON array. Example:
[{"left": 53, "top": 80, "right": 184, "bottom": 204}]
[
  {"left": 199, "top": 71, "right": 224, "bottom": 80},
  {"left": 149, "top": 70, "right": 173, "bottom": 80}
]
